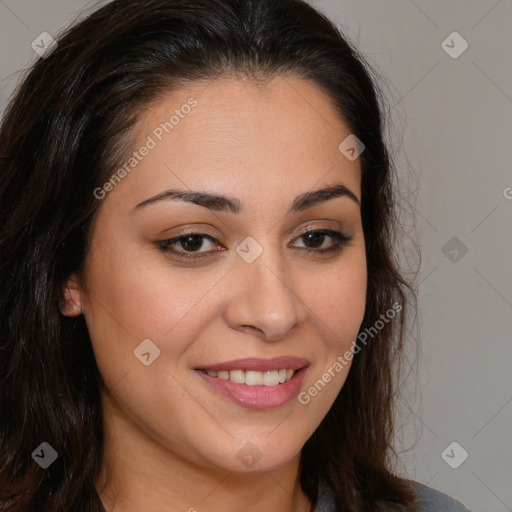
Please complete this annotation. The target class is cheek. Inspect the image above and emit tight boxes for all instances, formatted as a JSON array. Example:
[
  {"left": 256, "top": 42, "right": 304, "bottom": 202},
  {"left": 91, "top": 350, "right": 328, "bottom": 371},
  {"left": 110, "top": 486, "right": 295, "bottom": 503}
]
[
  {"left": 81, "top": 238, "right": 227, "bottom": 371},
  {"left": 296, "top": 255, "right": 366, "bottom": 420},
  {"left": 311, "top": 252, "right": 367, "bottom": 347}
]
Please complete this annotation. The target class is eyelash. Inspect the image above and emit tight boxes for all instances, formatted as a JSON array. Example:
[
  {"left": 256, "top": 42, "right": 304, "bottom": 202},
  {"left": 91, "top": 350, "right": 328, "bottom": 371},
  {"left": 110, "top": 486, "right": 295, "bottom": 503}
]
[{"left": 157, "top": 229, "right": 353, "bottom": 260}]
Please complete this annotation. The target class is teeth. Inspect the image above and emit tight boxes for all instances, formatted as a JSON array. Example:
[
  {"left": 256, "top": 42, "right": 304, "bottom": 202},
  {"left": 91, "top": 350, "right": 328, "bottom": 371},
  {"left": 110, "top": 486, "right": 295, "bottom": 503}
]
[
  {"left": 263, "top": 370, "right": 279, "bottom": 386},
  {"left": 246, "top": 371, "right": 263, "bottom": 386},
  {"left": 202, "top": 368, "right": 297, "bottom": 386},
  {"left": 229, "top": 369, "right": 245, "bottom": 384}
]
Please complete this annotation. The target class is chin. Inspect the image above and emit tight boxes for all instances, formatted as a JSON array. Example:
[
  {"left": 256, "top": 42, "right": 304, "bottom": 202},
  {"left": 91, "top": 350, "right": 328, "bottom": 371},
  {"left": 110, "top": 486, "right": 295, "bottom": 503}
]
[{"left": 199, "top": 438, "right": 303, "bottom": 474}]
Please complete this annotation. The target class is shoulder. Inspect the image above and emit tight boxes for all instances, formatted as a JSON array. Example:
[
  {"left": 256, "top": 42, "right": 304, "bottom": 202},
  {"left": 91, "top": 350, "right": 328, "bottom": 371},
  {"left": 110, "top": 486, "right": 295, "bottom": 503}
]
[
  {"left": 313, "top": 479, "right": 473, "bottom": 512},
  {"left": 406, "top": 480, "right": 473, "bottom": 511}
]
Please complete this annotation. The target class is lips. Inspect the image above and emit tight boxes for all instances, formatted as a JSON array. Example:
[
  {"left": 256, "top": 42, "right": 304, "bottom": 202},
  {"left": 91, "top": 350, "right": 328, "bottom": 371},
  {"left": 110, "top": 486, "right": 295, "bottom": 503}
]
[
  {"left": 194, "top": 356, "right": 310, "bottom": 410},
  {"left": 195, "top": 366, "right": 309, "bottom": 410}
]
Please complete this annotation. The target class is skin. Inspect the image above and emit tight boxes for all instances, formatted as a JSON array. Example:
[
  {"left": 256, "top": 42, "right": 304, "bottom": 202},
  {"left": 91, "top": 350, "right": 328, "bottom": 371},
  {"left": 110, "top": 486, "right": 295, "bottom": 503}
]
[{"left": 62, "top": 76, "right": 367, "bottom": 512}]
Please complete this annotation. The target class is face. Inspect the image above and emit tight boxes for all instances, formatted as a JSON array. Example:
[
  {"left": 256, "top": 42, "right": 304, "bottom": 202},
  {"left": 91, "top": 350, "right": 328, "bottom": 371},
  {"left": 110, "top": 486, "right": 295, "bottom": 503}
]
[{"left": 63, "top": 76, "right": 367, "bottom": 475}]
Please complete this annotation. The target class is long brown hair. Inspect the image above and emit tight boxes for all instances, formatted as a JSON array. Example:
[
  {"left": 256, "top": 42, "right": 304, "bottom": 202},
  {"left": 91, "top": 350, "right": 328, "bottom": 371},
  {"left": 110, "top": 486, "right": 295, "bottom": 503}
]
[{"left": 0, "top": 0, "right": 419, "bottom": 510}]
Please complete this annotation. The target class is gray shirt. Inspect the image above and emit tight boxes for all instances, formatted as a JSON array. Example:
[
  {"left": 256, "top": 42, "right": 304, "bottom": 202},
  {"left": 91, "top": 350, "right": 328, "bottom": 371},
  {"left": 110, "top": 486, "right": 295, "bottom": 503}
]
[{"left": 313, "top": 480, "right": 473, "bottom": 511}]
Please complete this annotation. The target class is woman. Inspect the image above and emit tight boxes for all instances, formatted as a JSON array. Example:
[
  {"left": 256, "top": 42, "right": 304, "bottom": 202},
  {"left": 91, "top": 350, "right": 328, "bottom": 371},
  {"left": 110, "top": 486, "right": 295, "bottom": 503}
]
[{"left": 0, "top": 0, "right": 473, "bottom": 510}]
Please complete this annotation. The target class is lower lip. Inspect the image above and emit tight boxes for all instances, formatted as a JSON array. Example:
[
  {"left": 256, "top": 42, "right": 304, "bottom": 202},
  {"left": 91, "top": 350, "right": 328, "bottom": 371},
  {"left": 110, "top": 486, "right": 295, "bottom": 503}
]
[{"left": 195, "top": 367, "right": 308, "bottom": 410}]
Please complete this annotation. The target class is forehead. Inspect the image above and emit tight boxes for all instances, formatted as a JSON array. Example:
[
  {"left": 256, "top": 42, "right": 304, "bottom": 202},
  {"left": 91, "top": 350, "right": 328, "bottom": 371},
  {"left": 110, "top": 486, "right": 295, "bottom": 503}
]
[{"left": 107, "top": 75, "right": 362, "bottom": 212}]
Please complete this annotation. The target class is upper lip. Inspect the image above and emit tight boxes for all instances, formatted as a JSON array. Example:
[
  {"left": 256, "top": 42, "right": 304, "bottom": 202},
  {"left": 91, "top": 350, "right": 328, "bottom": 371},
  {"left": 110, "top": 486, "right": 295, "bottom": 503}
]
[{"left": 196, "top": 356, "right": 310, "bottom": 372}]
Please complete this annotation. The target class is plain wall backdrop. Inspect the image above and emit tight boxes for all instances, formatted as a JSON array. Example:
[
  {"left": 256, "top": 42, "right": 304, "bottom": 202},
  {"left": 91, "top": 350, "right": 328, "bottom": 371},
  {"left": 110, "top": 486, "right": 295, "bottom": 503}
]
[{"left": 1, "top": 1, "right": 511, "bottom": 511}]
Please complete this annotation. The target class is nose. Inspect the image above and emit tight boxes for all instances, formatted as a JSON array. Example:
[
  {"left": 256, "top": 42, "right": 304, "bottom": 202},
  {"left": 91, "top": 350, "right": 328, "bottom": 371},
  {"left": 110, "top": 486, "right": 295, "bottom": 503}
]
[{"left": 224, "top": 244, "right": 308, "bottom": 342}]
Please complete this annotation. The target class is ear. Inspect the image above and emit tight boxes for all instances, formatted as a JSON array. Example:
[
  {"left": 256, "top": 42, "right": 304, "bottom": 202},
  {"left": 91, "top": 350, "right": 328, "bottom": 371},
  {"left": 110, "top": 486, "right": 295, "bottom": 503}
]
[{"left": 60, "top": 273, "right": 84, "bottom": 316}]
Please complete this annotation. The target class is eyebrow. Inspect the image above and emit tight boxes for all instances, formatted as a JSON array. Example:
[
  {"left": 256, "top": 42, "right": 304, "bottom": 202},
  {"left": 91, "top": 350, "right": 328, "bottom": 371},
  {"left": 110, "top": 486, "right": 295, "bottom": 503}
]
[{"left": 131, "top": 183, "right": 360, "bottom": 215}]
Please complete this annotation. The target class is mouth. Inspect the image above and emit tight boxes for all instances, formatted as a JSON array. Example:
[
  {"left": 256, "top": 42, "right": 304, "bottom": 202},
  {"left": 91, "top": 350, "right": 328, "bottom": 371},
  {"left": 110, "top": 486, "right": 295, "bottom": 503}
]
[{"left": 194, "top": 357, "right": 310, "bottom": 410}]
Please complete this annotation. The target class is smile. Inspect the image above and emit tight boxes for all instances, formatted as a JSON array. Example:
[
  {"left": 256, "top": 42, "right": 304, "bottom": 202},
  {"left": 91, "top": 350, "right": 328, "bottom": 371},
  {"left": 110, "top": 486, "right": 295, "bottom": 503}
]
[
  {"left": 196, "top": 367, "right": 309, "bottom": 410},
  {"left": 199, "top": 368, "right": 296, "bottom": 386}
]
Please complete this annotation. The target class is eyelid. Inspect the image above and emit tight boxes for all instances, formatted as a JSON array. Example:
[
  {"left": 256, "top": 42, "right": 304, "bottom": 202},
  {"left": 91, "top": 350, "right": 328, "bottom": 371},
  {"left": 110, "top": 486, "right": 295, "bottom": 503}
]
[{"left": 164, "top": 222, "right": 343, "bottom": 245}]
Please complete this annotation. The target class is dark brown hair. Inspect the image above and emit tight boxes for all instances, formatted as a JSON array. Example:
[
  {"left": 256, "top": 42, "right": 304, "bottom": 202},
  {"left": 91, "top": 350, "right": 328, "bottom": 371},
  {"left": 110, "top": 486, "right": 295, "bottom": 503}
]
[{"left": 0, "top": 0, "right": 419, "bottom": 510}]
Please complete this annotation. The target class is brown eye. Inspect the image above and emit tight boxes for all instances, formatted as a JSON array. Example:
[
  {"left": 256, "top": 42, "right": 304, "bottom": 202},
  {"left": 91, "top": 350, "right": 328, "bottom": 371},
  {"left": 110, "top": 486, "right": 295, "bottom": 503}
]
[
  {"left": 302, "top": 231, "right": 326, "bottom": 249},
  {"left": 158, "top": 233, "right": 224, "bottom": 260},
  {"left": 291, "top": 229, "right": 353, "bottom": 256},
  {"left": 179, "top": 235, "right": 205, "bottom": 252}
]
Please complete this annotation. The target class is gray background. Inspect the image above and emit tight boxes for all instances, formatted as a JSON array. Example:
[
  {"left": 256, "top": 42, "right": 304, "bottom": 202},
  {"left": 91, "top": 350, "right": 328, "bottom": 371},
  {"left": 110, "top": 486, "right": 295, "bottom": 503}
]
[{"left": 1, "top": 1, "right": 511, "bottom": 510}]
